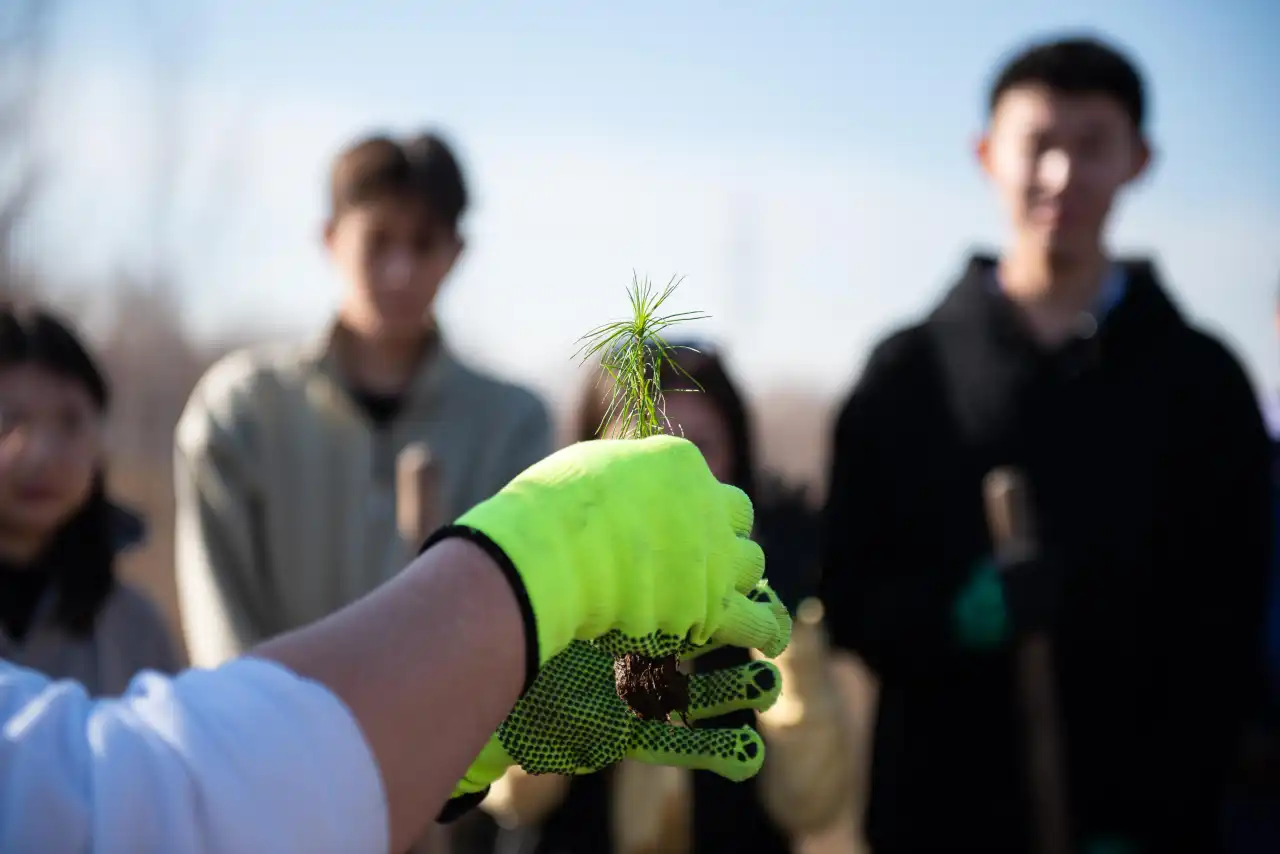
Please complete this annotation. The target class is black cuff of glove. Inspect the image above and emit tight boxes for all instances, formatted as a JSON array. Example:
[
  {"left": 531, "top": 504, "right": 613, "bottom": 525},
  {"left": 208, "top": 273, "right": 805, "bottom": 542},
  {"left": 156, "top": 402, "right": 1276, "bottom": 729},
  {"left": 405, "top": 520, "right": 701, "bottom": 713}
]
[
  {"left": 997, "top": 554, "right": 1064, "bottom": 634},
  {"left": 437, "top": 788, "right": 490, "bottom": 824},
  {"left": 420, "top": 524, "right": 541, "bottom": 695}
]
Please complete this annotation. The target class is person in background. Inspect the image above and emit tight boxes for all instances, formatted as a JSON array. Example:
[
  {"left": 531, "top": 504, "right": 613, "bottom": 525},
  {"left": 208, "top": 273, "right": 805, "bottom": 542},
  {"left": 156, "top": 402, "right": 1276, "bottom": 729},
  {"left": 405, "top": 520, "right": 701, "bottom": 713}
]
[
  {"left": 1220, "top": 282, "right": 1280, "bottom": 854},
  {"left": 0, "top": 304, "right": 180, "bottom": 694},
  {"left": 821, "top": 35, "right": 1271, "bottom": 854},
  {"left": 174, "top": 131, "right": 552, "bottom": 853},
  {"left": 478, "top": 341, "right": 852, "bottom": 854}
]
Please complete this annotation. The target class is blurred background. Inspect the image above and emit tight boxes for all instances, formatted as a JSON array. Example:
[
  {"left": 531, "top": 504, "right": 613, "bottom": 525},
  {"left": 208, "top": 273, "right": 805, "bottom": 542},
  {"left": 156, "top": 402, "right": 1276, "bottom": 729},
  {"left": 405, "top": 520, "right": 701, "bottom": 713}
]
[
  {"left": 3, "top": 1, "right": 1277, "bottom": 851},
  {"left": 5, "top": 0, "right": 1277, "bottom": 666}
]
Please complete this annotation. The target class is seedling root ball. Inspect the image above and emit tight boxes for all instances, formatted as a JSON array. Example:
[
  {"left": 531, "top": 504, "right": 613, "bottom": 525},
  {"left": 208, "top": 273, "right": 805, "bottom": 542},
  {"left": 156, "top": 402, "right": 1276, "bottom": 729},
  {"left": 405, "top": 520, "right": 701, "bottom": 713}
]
[{"left": 614, "top": 653, "right": 690, "bottom": 723}]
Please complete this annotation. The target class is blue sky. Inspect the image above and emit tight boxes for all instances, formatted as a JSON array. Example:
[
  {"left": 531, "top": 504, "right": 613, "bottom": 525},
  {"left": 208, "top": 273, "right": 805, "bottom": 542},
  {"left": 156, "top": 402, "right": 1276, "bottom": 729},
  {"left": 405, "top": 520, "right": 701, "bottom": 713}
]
[{"left": 24, "top": 0, "right": 1280, "bottom": 402}]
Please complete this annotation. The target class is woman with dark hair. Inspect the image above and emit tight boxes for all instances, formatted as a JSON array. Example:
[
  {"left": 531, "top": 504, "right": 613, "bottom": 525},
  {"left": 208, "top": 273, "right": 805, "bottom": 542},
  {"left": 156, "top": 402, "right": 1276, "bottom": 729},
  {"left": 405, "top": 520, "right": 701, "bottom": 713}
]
[
  {"left": 478, "top": 341, "right": 854, "bottom": 854},
  {"left": 0, "top": 304, "right": 179, "bottom": 694}
]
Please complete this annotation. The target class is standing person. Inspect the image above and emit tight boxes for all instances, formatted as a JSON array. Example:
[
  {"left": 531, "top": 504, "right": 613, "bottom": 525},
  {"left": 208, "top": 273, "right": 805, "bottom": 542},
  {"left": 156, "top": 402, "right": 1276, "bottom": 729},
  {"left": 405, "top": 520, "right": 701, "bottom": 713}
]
[
  {"left": 174, "top": 131, "right": 551, "bottom": 852},
  {"left": 0, "top": 304, "right": 180, "bottom": 694},
  {"left": 820, "top": 35, "right": 1272, "bottom": 854},
  {"left": 480, "top": 342, "right": 850, "bottom": 854}
]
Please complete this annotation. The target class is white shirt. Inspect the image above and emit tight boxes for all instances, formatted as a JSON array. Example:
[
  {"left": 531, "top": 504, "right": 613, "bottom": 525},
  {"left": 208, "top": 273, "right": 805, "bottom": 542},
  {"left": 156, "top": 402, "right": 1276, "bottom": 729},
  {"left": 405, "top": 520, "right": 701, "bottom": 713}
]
[{"left": 0, "top": 657, "right": 388, "bottom": 853}]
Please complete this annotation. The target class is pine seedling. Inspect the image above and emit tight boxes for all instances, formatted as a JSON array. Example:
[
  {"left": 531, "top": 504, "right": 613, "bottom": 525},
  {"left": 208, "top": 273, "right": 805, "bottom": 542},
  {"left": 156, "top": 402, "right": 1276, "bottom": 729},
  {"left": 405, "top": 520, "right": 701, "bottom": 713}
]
[
  {"left": 575, "top": 273, "right": 708, "bottom": 441},
  {"left": 575, "top": 273, "right": 709, "bottom": 723}
]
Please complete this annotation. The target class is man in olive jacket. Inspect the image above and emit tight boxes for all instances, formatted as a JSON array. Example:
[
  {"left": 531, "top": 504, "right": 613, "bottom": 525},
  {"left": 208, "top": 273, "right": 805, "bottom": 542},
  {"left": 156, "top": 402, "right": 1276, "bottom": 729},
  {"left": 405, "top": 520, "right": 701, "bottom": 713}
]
[{"left": 175, "top": 131, "right": 550, "bottom": 672}]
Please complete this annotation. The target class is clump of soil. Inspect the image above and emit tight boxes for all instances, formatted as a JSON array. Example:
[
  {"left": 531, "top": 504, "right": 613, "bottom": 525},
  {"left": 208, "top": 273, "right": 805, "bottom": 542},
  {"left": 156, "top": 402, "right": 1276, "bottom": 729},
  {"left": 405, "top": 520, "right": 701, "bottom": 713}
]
[{"left": 614, "top": 653, "right": 690, "bottom": 724}]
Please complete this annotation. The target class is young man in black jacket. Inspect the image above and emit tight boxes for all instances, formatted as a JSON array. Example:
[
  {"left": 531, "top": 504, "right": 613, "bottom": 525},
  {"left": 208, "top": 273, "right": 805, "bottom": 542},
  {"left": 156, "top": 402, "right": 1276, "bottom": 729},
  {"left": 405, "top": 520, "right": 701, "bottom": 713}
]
[{"left": 820, "top": 35, "right": 1272, "bottom": 854}]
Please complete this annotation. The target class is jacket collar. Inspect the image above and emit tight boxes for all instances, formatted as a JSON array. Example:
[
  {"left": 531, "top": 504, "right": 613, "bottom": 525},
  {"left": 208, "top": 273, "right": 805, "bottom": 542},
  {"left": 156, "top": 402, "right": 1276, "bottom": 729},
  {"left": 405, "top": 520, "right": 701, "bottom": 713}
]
[
  {"left": 302, "top": 319, "right": 460, "bottom": 413},
  {"left": 930, "top": 252, "right": 1185, "bottom": 370}
]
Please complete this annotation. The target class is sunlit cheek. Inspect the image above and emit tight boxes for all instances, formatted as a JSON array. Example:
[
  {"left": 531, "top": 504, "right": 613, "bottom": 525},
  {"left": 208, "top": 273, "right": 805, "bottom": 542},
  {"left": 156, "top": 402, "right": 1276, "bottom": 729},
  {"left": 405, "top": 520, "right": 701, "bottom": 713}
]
[
  {"left": 992, "top": 152, "right": 1036, "bottom": 208},
  {"left": 332, "top": 235, "right": 371, "bottom": 283}
]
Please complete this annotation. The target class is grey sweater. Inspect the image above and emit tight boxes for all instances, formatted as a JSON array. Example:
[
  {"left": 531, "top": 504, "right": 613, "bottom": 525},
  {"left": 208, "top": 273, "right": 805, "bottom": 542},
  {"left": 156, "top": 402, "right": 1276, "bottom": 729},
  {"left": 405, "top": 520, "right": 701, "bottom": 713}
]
[{"left": 1, "top": 583, "right": 181, "bottom": 697}]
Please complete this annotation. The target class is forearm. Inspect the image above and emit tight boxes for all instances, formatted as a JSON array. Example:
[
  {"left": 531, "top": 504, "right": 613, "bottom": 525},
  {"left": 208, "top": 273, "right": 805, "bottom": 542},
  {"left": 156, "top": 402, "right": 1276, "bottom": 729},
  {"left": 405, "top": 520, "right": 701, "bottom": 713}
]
[
  {"left": 256, "top": 537, "right": 527, "bottom": 853},
  {"left": 0, "top": 538, "right": 528, "bottom": 854}
]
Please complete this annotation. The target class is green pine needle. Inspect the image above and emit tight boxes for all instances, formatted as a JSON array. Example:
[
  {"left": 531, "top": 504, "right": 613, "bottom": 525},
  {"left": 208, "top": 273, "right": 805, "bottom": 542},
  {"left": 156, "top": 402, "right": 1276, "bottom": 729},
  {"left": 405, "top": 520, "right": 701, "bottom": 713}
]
[{"left": 575, "top": 273, "right": 709, "bottom": 440}]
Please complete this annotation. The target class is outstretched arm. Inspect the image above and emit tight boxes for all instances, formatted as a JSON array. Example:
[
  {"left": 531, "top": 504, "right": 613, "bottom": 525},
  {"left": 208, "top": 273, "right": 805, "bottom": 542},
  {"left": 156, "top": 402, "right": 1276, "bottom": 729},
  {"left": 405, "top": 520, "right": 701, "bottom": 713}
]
[
  {"left": 1, "top": 437, "right": 789, "bottom": 854},
  {"left": 0, "top": 538, "right": 526, "bottom": 854},
  {"left": 258, "top": 537, "right": 526, "bottom": 849}
]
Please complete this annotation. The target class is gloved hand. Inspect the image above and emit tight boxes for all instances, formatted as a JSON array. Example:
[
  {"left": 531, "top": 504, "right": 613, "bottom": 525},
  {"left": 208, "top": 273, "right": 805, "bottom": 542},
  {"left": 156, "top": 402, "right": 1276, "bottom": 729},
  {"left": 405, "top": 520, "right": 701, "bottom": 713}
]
[
  {"left": 426, "top": 435, "right": 786, "bottom": 676},
  {"left": 424, "top": 437, "right": 793, "bottom": 816},
  {"left": 952, "top": 553, "right": 1064, "bottom": 650},
  {"left": 453, "top": 582, "right": 789, "bottom": 795}
]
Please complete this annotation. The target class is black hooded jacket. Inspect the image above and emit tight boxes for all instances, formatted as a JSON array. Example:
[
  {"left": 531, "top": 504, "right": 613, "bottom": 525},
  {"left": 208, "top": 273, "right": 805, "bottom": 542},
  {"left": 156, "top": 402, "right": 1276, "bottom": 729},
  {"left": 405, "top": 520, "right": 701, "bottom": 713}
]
[{"left": 820, "top": 255, "right": 1272, "bottom": 853}]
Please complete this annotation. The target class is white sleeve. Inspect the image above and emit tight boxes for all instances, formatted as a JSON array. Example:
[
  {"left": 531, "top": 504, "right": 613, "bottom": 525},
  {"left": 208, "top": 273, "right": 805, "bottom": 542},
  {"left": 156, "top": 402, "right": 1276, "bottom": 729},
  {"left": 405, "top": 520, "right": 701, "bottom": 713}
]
[{"left": 0, "top": 657, "right": 389, "bottom": 854}]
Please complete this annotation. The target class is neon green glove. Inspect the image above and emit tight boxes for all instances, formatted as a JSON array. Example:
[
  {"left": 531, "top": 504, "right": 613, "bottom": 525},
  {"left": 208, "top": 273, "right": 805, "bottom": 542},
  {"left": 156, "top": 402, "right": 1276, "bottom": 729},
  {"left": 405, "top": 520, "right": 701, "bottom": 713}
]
[
  {"left": 425, "top": 436, "right": 792, "bottom": 819},
  {"left": 428, "top": 435, "right": 788, "bottom": 674},
  {"left": 453, "top": 581, "right": 791, "bottom": 798}
]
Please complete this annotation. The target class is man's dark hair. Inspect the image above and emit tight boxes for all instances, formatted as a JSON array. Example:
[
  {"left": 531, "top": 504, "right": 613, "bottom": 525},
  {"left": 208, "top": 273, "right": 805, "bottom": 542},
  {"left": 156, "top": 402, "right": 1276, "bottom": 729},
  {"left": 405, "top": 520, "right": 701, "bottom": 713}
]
[
  {"left": 988, "top": 35, "right": 1147, "bottom": 131},
  {"left": 328, "top": 131, "right": 469, "bottom": 231}
]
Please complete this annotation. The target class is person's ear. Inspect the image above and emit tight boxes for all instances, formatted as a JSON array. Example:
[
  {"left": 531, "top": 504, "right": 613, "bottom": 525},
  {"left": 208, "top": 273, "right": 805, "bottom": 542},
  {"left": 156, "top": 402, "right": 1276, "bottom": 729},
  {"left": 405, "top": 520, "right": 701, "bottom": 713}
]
[
  {"left": 1128, "top": 136, "right": 1154, "bottom": 183},
  {"left": 975, "top": 131, "right": 995, "bottom": 179},
  {"left": 322, "top": 218, "right": 338, "bottom": 252}
]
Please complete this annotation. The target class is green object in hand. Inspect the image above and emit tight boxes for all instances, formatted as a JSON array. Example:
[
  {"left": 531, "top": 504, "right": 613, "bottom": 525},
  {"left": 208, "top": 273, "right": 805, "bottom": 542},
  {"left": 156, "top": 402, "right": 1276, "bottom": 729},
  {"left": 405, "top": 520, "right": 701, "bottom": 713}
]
[
  {"left": 953, "top": 558, "right": 1010, "bottom": 650},
  {"left": 453, "top": 435, "right": 788, "bottom": 668},
  {"left": 438, "top": 436, "right": 792, "bottom": 799},
  {"left": 455, "top": 580, "right": 791, "bottom": 796},
  {"left": 440, "top": 280, "right": 793, "bottom": 811}
]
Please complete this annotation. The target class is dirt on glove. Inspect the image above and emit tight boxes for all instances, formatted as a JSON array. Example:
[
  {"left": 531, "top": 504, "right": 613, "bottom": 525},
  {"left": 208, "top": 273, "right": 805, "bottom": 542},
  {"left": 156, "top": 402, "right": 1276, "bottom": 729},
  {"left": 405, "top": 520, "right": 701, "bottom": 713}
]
[{"left": 614, "top": 653, "right": 691, "bottom": 724}]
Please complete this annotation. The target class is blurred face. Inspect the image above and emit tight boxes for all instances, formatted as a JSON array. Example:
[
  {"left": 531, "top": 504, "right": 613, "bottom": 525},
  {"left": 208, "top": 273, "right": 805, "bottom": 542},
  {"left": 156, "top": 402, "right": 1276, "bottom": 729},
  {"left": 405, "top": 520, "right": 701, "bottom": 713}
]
[
  {"left": 977, "top": 86, "right": 1150, "bottom": 263},
  {"left": 659, "top": 392, "right": 735, "bottom": 483},
  {"left": 0, "top": 365, "right": 102, "bottom": 546},
  {"left": 325, "top": 194, "right": 462, "bottom": 341}
]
